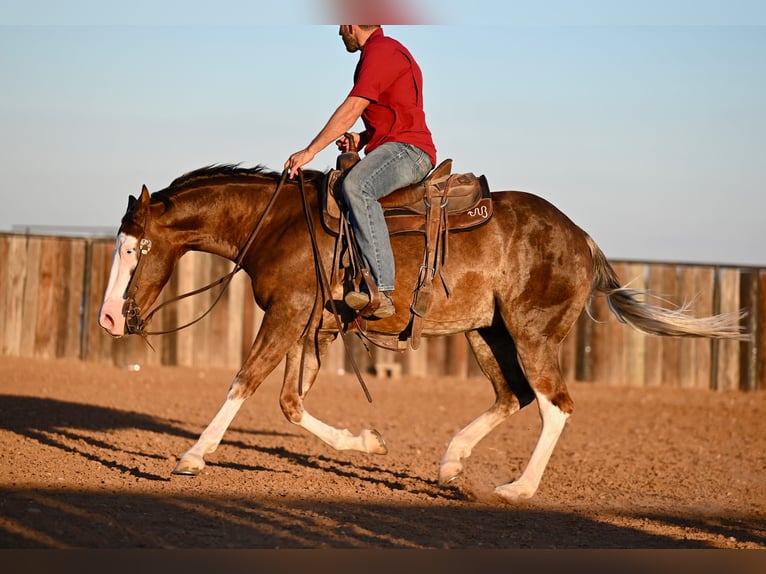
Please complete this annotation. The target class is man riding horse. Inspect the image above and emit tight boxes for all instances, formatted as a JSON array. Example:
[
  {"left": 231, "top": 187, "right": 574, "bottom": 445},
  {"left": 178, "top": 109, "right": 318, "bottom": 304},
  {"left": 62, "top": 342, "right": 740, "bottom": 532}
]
[{"left": 285, "top": 25, "right": 436, "bottom": 320}]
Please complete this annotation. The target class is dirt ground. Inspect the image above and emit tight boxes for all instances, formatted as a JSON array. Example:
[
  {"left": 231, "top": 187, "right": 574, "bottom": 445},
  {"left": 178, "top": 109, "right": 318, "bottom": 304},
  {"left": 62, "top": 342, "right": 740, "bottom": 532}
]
[{"left": 0, "top": 354, "right": 764, "bottom": 551}]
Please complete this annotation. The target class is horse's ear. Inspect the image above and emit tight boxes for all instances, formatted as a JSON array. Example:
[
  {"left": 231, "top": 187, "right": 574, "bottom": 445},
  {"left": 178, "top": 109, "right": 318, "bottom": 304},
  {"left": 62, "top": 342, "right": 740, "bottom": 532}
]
[
  {"left": 134, "top": 184, "right": 151, "bottom": 216},
  {"left": 126, "top": 185, "right": 150, "bottom": 212},
  {"left": 139, "top": 185, "right": 151, "bottom": 206}
]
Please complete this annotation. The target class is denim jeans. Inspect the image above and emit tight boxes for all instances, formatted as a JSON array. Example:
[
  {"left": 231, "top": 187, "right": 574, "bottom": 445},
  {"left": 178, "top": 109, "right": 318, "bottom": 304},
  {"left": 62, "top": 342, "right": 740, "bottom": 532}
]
[{"left": 342, "top": 142, "right": 433, "bottom": 292}]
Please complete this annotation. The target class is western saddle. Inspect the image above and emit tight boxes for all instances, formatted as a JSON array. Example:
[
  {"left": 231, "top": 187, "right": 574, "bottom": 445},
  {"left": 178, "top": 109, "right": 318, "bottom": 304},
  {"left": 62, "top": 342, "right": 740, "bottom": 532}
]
[{"left": 319, "top": 143, "right": 493, "bottom": 351}]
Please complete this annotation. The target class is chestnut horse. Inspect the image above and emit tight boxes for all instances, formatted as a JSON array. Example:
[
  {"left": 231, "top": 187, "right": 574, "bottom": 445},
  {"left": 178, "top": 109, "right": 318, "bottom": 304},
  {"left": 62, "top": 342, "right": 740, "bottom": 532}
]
[{"left": 98, "top": 165, "right": 744, "bottom": 501}]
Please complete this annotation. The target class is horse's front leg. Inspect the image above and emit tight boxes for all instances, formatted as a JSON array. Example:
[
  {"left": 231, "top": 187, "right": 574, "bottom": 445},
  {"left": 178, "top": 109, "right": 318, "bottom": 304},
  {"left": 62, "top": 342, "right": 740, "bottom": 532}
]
[
  {"left": 173, "top": 313, "right": 303, "bottom": 476},
  {"left": 279, "top": 331, "right": 388, "bottom": 455}
]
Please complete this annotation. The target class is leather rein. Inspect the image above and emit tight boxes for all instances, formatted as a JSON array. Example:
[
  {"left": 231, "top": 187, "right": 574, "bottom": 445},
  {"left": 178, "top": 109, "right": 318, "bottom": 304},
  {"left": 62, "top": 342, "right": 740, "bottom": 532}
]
[{"left": 122, "top": 170, "right": 373, "bottom": 402}]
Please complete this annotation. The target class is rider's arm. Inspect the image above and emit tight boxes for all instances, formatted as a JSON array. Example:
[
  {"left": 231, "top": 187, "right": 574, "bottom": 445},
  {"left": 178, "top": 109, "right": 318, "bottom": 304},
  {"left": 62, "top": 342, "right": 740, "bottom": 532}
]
[{"left": 285, "top": 96, "right": 369, "bottom": 175}]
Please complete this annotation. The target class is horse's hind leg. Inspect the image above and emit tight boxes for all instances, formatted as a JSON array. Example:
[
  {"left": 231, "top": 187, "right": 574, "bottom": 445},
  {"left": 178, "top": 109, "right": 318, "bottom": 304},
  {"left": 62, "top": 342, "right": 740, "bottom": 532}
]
[
  {"left": 439, "top": 315, "right": 535, "bottom": 485},
  {"left": 279, "top": 331, "right": 388, "bottom": 454},
  {"left": 494, "top": 336, "right": 573, "bottom": 502}
]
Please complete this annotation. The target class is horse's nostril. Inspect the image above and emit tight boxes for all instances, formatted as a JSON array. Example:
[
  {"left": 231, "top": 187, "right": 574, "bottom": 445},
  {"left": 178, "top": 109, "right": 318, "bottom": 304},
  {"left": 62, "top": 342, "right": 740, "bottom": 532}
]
[{"left": 100, "top": 312, "right": 115, "bottom": 331}]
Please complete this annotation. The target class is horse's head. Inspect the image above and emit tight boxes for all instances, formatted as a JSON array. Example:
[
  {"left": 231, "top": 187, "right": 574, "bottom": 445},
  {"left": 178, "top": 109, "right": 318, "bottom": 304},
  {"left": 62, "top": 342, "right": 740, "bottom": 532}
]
[{"left": 98, "top": 184, "right": 182, "bottom": 337}]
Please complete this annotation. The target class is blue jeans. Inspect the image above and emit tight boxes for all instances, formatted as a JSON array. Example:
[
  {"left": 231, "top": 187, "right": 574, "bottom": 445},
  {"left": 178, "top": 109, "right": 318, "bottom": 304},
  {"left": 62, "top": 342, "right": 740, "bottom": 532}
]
[{"left": 342, "top": 142, "right": 433, "bottom": 292}]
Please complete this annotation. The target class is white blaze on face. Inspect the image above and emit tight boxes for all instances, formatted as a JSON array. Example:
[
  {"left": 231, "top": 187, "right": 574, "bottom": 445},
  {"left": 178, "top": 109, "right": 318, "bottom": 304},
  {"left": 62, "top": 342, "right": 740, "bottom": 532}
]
[{"left": 98, "top": 232, "right": 140, "bottom": 336}]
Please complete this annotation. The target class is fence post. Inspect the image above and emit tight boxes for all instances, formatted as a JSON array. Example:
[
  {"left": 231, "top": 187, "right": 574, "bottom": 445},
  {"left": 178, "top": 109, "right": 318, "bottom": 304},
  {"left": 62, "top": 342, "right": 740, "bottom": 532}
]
[
  {"left": 80, "top": 238, "right": 94, "bottom": 361},
  {"left": 739, "top": 270, "right": 760, "bottom": 391}
]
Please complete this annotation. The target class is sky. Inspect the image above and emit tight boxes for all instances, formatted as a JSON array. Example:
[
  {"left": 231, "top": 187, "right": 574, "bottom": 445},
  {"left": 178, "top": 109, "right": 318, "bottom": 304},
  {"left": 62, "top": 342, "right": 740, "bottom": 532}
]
[{"left": 1, "top": 1, "right": 765, "bottom": 267}]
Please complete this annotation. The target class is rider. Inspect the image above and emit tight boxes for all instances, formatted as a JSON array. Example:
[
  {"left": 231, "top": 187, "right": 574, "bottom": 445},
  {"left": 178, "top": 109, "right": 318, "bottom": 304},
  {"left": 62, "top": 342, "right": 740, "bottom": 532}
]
[{"left": 285, "top": 25, "right": 436, "bottom": 319}]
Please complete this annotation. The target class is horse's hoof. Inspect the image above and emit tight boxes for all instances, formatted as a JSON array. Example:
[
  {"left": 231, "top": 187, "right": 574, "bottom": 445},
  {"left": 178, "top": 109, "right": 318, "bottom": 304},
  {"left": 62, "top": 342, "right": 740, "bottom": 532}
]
[
  {"left": 172, "top": 454, "right": 205, "bottom": 476},
  {"left": 361, "top": 429, "right": 388, "bottom": 455},
  {"left": 494, "top": 481, "right": 536, "bottom": 502},
  {"left": 438, "top": 460, "right": 464, "bottom": 485}
]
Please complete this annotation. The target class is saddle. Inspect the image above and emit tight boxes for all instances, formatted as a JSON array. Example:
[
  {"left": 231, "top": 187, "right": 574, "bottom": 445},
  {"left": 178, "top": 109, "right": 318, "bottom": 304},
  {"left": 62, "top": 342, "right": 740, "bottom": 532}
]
[
  {"left": 320, "top": 159, "right": 492, "bottom": 237},
  {"left": 319, "top": 150, "right": 493, "bottom": 351}
]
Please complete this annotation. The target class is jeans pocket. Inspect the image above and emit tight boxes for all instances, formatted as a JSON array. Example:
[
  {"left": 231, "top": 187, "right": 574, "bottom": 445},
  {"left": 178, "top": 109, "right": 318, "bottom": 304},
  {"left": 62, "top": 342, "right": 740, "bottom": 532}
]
[{"left": 404, "top": 144, "right": 432, "bottom": 178}]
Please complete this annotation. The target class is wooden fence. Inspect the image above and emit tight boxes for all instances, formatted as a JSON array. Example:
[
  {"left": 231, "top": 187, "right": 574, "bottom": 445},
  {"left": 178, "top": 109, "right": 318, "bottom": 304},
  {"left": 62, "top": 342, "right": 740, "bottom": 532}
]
[{"left": 1, "top": 232, "right": 763, "bottom": 391}]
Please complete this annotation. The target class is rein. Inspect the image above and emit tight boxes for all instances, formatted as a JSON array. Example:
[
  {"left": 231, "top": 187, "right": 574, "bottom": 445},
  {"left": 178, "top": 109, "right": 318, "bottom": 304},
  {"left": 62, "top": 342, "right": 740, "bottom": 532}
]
[
  {"left": 123, "top": 169, "right": 373, "bottom": 403},
  {"left": 124, "top": 170, "right": 290, "bottom": 337}
]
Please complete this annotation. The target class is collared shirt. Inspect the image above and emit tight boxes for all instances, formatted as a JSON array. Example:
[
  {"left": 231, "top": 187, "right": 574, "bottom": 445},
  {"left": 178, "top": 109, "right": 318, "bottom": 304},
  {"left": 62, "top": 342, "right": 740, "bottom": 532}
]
[{"left": 348, "top": 28, "right": 437, "bottom": 165}]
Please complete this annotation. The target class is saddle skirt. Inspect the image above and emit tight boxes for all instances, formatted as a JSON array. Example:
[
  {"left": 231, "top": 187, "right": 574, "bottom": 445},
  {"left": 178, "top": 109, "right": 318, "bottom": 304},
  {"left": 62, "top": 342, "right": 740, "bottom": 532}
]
[{"left": 320, "top": 159, "right": 493, "bottom": 236}]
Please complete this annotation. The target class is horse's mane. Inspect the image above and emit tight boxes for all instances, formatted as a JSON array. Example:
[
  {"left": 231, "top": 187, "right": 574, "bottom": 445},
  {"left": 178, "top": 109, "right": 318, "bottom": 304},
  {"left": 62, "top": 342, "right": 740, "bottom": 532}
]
[
  {"left": 131, "top": 164, "right": 327, "bottom": 218},
  {"left": 166, "top": 164, "right": 326, "bottom": 193}
]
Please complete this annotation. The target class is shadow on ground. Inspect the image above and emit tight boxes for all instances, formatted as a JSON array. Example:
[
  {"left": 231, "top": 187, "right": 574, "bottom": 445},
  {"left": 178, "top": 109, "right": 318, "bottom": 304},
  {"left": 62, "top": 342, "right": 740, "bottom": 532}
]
[{"left": 1, "top": 394, "right": 763, "bottom": 550}]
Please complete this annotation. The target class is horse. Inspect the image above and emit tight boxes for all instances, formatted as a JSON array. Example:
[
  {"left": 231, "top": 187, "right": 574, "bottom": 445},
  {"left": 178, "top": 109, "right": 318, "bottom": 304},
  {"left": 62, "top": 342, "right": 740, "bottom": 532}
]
[{"left": 97, "top": 164, "right": 745, "bottom": 501}]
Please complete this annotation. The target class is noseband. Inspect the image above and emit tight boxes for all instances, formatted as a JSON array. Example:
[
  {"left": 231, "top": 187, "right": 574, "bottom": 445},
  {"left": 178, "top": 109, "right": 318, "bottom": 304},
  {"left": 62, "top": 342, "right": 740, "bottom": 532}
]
[{"left": 123, "top": 238, "right": 153, "bottom": 335}]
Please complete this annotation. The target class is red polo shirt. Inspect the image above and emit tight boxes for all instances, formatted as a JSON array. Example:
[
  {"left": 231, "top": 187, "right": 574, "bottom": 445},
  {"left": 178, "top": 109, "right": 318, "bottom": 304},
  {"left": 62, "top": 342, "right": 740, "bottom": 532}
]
[{"left": 348, "top": 28, "right": 437, "bottom": 165}]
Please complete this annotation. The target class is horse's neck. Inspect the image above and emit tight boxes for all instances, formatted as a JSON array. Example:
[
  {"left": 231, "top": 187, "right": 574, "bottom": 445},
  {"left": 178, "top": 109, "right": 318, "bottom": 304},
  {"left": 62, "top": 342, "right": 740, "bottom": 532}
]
[{"left": 167, "top": 180, "right": 287, "bottom": 261}]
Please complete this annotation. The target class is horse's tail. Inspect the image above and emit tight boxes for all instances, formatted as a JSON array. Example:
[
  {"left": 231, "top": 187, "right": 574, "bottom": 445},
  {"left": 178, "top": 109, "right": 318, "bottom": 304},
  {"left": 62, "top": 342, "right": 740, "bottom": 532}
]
[{"left": 585, "top": 234, "right": 748, "bottom": 340}]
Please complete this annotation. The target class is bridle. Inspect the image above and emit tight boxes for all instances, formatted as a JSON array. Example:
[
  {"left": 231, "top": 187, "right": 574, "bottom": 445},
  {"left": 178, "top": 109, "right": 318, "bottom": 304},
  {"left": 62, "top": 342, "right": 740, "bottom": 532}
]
[
  {"left": 122, "top": 169, "right": 373, "bottom": 402},
  {"left": 122, "top": 170, "right": 289, "bottom": 337}
]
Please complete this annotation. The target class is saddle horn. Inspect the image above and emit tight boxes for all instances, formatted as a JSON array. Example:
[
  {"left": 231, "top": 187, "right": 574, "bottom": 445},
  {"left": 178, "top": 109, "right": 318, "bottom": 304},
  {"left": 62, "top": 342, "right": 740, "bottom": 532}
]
[{"left": 336, "top": 132, "right": 360, "bottom": 172}]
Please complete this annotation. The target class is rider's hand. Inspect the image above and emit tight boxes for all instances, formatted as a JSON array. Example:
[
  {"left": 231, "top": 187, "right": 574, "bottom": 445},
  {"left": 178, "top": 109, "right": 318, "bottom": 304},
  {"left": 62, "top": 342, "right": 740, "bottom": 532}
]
[
  {"left": 285, "top": 148, "right": 316, "bottom": 178},
  {"left": 335, "top": 132, "right": 359, "bottom": 152}
]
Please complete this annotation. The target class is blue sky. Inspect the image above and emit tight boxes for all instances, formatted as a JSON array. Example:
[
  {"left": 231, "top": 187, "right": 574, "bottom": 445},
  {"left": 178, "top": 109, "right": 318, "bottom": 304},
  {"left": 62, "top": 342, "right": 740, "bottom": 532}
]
[{"left": 1, "top": 1, "right": 765, "bottom": 266}]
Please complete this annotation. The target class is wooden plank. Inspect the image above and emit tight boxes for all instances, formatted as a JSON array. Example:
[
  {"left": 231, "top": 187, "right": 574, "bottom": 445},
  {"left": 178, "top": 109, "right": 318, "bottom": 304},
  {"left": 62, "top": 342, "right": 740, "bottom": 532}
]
[
  {"left": 207, "top": 255, "right": 235, "bottom": 369},
  {"left": 32, "top": 237, "right": 59, "bottom": 358},
  {"left": 660, "top": 264, "right": 681, "bottom": 387},
  {"left": 175, "top": 252, "right": 197, "bottom": 367},
  {"left": 241, "top": 279, "right": 257, "bottom": 363},
  {"left": 466, "top": 340, "right": 484, "bottom": 378},
  {"left": 6, "top": 235, "right": 29, "bottom": 356},
  {"left": 4, "top": 236, "right": 28, "bottom": 356},
  {"left": 184, "top": 252, "right": 207, "bottom": 367},
  {"left": 59, "top": 239, "right": 83, "bottom": 358},
  {"left": 403, "top": 341, "right": 428, "bottom": 377},
  {"left": 574, "top": 310, "right": 594, "bottom": 382},
  {"left": 642, "top": 264, "right": 662, "bottom": 387},
  {"left": 758, "top": 270, "right": 766, "bottom": 391},
  {"left": 644, "top": 264, "right": 670, "bottom": 387},
  {"left": 446, "top": 334, "right": 469, "bottom": 378},
  {"left": 604, "top": 261, "right": 629, "bottom": 385},
  {"left": 372, "top": 346, "right": 402, "bottom": 379},
  {"left": 602, "top": 259, "right": 639, "bottom": 385},
  {"left": 588, "top": 281, "right": 613, "bottom": 385},
  {"left": 624, "top": 262, "right": 647, "bottom": 387},
  {"left": 78, "top": 239, "right": 94, "bottom": 360},
  {"left": 84, "top": 239, "right": 117, "bottom": 364},
  {"left": 322, "top": 334, "right": 345, "bottom": 376},
  {"left": 558, "top": 328, "right": 575, "bottom": 384},
  {"left": 225, "top": 267, "right": 248, "bottom": 370},
  {"left": 19, "top": 237, "right": 42, "bottom": 357},
  {"left": 0, "top": 235, "right": 8, "bottom": 354},
  {"left": 195, "top": 253, "right": 215, "bottom": 367},
  {"left": 716, "top": 268, "right": 741, "bottom": 391},
  {"left": 345, "top": 333, "right": 373, "bottom": 376},
  {"left": 156, "top": 260, "right": 180, "bottom": 367},
  {"left": 676, "top": 266, "right": 714, "bottom": 389},
  {"left": 427, "top": 337, "right": 448, "bottom": 377},
  {"left": 51, "top": 238, "right": 71, "bottom": 358},
  {"left": 738, "top": 270, "right": 759, "bottom": 392}
]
